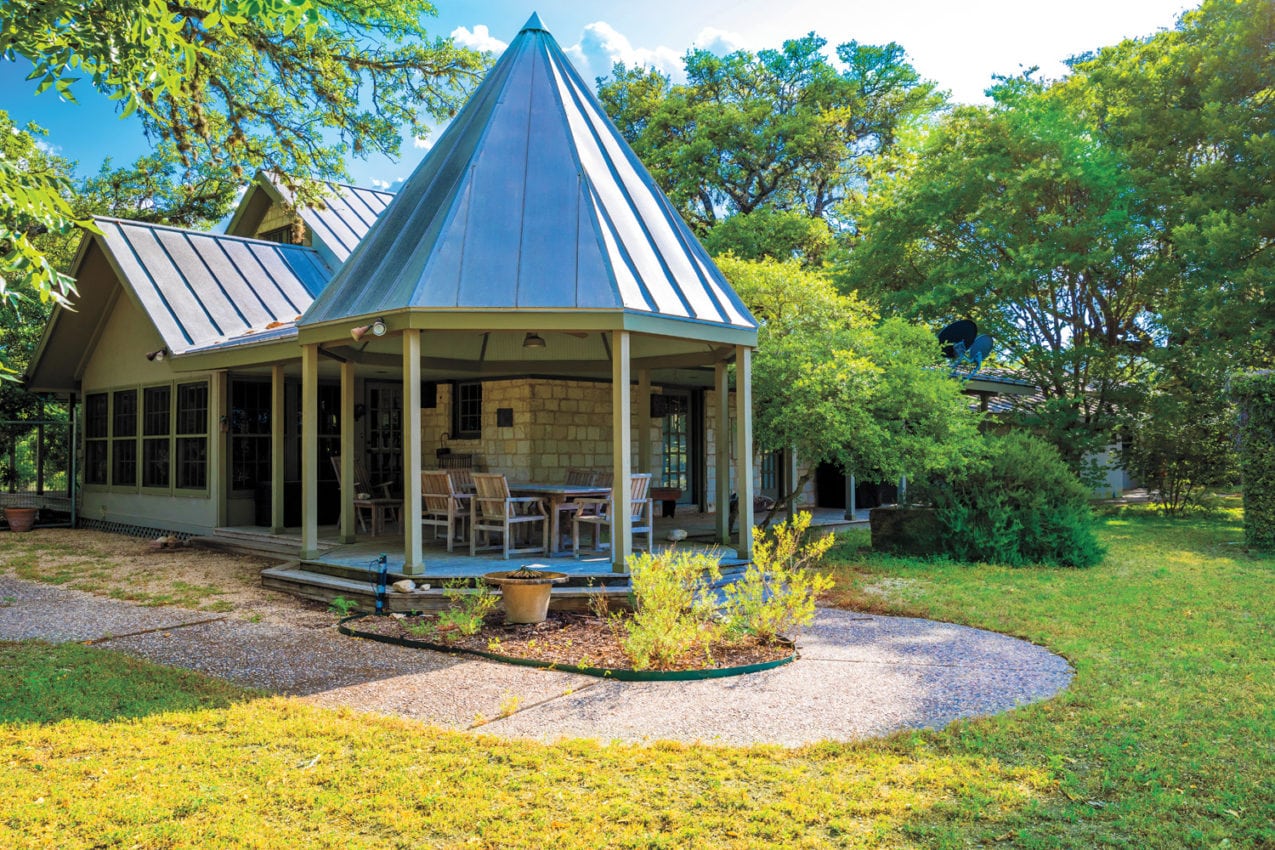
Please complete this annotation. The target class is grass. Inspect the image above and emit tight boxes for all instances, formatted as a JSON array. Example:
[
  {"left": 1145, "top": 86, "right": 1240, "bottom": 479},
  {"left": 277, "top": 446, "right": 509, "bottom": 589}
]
[{"left": 0, "top": 502, "right": 1271, "bottom": 847}]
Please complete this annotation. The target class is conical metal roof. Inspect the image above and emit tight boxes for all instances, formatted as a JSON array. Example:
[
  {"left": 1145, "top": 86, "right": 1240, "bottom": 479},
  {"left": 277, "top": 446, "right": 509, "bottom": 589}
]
[{"left": 298, "top": 15, "right": 756, "bottom": 340}]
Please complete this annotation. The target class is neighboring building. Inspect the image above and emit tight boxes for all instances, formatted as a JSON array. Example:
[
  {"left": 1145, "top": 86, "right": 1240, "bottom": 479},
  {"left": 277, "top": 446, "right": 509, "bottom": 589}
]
[{"left": 24, "top": 15, "right": 760, "bottom": 571}]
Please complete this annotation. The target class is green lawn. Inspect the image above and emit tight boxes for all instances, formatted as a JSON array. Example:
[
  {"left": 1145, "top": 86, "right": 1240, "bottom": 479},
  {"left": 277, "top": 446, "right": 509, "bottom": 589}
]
[{"left": 1, "top": 503, "right": 1271, "bottom": 848}]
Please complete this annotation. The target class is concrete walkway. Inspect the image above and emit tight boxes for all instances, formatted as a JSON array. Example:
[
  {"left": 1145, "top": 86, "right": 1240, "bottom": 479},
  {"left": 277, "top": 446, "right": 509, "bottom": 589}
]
[{"left": 0, "top": 574, "right": 1071, "bottom": 747}]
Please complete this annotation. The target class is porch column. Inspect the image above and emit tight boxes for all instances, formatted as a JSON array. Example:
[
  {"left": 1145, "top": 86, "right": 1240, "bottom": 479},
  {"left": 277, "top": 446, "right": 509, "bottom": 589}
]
[
  {"left": 785, "top": 447, "right": 798, "bottom": 524},
  {"left": 845, "top": 474, "right": 857, "bottom": 521},
  {"left": 402, "top": 329, "right": 423, "bottom": 575},
  {"left": 338, "top": 360, "right": 356, "bottom": 544},
  {"left": 636, "top": 369, "right": 651, "bottom": 477},
  {"left": 270, "top": 364, "right": 286, "bottom": 534},
  {"left": 210, "top": 370, "right": 229, "bottom": 528},
  {"left": 300, "top": 343, "right": 320, "bottom": 559},
  {"left": 714, "top": 360, "right": 731, "bottom": 544},
  {"left": 611, "top": 330, "right": 632, "bottom": 573},
  {"left": 734, "top": 345, "right": 754, "bottom": 558}
]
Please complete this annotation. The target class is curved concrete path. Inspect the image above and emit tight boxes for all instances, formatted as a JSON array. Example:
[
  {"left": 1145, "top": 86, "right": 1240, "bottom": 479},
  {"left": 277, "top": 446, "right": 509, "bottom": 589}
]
[{"left": 0, "top": 575, "right": 1071, "bottom": 746}]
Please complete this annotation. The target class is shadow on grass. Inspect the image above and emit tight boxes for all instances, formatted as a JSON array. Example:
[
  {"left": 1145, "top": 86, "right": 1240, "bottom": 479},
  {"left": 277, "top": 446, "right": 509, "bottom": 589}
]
[{"left": 0, "top": 640, "right": 255, "bottom": 725}]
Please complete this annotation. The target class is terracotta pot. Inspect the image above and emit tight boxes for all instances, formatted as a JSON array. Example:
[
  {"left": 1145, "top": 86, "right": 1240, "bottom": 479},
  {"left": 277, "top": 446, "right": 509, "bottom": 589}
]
[
  {"left": 483, "top": 568, "right": 569, "bottom": 624},
  {"left": 3, "top": 506, "right": 37, "bottom": 533}
]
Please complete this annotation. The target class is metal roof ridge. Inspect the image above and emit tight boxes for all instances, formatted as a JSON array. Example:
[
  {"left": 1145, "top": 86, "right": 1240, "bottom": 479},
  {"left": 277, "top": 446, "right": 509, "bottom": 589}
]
[{"left": 91, "top": 215, "right": 327, "bottom": 252}]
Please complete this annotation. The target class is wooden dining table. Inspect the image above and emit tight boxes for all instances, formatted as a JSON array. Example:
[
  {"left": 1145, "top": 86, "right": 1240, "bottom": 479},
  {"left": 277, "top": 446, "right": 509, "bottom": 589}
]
[{"left": 507, "top": 482, "right": 610, "bottom": 555}]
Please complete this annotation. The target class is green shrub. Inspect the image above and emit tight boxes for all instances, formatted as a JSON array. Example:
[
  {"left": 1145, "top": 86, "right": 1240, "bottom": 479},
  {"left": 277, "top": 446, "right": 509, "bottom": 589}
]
[
  {"left": 1233, "top": 372, "right": 1275, "bottom": 550},
  {"left": 439, "top": 578, "right": 498, "bottom": 637},
  {"left": 722, "top": 512, "right": 834, "bottom": 642},
  {"left": 622, "top": 550, "right": 722, "bottom": 670},
  {"left": 916, "top": 432, "right": 1105, "bottom": 568}
]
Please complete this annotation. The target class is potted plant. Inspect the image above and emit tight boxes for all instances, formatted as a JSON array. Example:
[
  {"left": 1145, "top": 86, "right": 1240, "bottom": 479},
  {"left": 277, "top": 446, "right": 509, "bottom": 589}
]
[
  {"left": 3, "top": 505, "right": 38, "bottom": 533},
  {"left": 482, "top": 566, "right": 568, "bottom": 624}
]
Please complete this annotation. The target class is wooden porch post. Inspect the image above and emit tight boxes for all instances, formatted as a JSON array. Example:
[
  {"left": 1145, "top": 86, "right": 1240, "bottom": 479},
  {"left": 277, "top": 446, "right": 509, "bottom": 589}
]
[
  {"left": 714, "top": 360, "right": 731, "bottom": 544},
  {"left": 402, "top": 329, "right": 423, "bottom": 575},
  {"left": 611, "top": 330, "right": 632, "bottom": 573},
  {"left": 210, "top": 370, "right": 229, "bottom": 528},
  {"left": 785, "top": 447, "right": 798, "bottom": 524},
  {"left": 339, "top": 360, "right": 356, "bottom": 544},
  {"left": 734, "top": 345, "right": 754, "bottom": 558},
  {"left": 636, "top": 369, "right": 651, "bottom": 477},
  {"left": 270, "top": 364, "right": 286, "bottom": 534},
  {"left": 300, "top": 343, "right": 320, "bottom": 559}
]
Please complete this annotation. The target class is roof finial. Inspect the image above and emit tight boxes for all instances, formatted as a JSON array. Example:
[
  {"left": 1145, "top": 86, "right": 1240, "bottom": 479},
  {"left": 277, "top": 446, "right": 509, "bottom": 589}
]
[{"left": 521, "top": 12, "right": 547, "bottom": 33}]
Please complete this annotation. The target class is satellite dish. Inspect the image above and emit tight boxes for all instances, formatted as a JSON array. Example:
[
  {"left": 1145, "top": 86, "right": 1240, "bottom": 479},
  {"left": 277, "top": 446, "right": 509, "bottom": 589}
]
[
  {"left": 950, "top": 333, "right": 994, "bottom": 379},
  {"left": 938, "top": 320, "right": 977, "bottom": 359}
]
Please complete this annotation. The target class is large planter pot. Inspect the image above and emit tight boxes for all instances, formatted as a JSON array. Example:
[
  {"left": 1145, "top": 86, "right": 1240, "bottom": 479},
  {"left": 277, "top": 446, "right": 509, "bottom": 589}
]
[
  {"left": 3, "top": 506, "right": 38, "bottom": 533},
  {"left": 483, "top": 568, "right": 568, "bottom": 624}
]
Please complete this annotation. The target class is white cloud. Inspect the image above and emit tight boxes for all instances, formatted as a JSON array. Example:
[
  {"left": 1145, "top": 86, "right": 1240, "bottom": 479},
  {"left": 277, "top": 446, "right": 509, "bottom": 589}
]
[
  {"left": 370, "top": 177, "right": 406, "bottom": 193},
  {"left": 691, "top": 26, "right": 746, "bottom": 56},
  {"left": 412, "top": 136, "right": 433, "bottom": 150},
  {"left": 565, "top": 21, "right": 683, "bottom": 83},
  {"left": 451, "top": 24, "right": 507, "bottom": 54}
]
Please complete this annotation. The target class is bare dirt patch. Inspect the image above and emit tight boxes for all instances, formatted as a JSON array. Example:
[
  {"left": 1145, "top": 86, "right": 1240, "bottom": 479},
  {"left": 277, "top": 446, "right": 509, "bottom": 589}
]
[
  {"left": 347, "top": 611, "right": 793, "bottom": 672},
  {"left": 0, "top": 529, "right": 330, "bottom": 627}
]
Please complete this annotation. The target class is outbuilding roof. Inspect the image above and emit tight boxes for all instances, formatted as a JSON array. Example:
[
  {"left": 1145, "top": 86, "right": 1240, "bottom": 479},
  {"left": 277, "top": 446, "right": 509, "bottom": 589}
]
[{"left": 299, "top": 15, "right": 756, "bottom": 339}]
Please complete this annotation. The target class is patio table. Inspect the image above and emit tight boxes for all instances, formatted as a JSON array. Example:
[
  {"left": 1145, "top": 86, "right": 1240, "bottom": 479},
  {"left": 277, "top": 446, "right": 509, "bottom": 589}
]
[{"left": 508, "top": 483, "right": 610, "bottom": 556}]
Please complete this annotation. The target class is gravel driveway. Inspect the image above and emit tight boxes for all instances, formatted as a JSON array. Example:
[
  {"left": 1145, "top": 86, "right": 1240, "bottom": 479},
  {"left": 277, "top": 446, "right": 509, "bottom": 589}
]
[{"left": 0, "top": 574, "right": 1071, "bottom": 746}]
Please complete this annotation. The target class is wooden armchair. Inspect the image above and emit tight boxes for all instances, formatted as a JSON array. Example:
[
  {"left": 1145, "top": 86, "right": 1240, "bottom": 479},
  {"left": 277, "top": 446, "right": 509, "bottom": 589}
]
[
  {"left": 421, "top": 471, "right": 470, "bottom": 552},
  {"left": 331, "top": 455, "right": 401, "bottom": 535},
  {"left": 573, "top": 473, "right": 654, "bottom": 557},
  {"left": 470, "top": 473, "right": 549, "bottom": 558}
]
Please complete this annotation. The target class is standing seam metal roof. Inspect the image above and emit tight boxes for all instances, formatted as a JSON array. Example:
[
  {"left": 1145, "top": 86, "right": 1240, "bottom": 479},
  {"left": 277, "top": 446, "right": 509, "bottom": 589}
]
[
  {"left": 299, "top": 16, "right": 756, "bottom": 333},
  {"left": 93, "top": 217, "right": 331, "bottom": 354}
]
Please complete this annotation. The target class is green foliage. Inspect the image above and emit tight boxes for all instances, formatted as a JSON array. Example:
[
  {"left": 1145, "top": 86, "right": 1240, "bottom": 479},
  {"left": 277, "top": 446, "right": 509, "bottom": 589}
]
[
  {"left": 622, "top": 549, "right": 723, "bottom": 670},
  {"left": 1233, "top": 372, "right": 1275, "bottom": 550},
  {"left": 701, "top": 209, "right": 831, "bottom": 265},
  {"left": 439, "top": 579, "right": 497, "bottom": 637},
  {"left": 916, "top": 432, "right": 1105, "bottom": 567},
  {"left": 597, "top": 35, "right": 942, "bottom": 233},
  {"left": 327, "top": 596, "right": 357, "bottom": 617},
  {"left": 1123, "top": 366, "right": 1239, "bottom": 516},
  {"left": 0, "top": 0, "right": 486, "bottom": 356},
  {"left": 722, "top": 513, "right": 834, "bottom": 643},
  {"left": 718, "top": 255, "right": 982, "bottom": 512}
]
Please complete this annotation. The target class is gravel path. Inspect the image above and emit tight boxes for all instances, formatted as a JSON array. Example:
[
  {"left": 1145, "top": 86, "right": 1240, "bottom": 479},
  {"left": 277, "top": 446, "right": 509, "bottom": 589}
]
[{"left": 0, "top": 575, "right": 1071, "bottom": 746}]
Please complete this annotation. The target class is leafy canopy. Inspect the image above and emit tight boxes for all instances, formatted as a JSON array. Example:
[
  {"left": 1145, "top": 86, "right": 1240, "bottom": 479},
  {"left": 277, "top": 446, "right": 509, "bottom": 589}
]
[{"left": 0, "top": 0, "right": 485, "bottom": 334}]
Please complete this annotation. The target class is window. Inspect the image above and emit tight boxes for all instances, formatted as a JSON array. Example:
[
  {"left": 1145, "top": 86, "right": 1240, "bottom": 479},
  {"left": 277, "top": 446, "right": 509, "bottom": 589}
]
[
  {"left": 452, "top": 381, "right": 482, "bottom": 439},
  {"left": 142, "top": 386, "right": 171, "bottom": 488},
  {"left": 84, "top": 393, "right": 108, "bottom": 485},
  {"left": 230, "top": 380, "right": 272, "bottom": 491},
  {"left": 112, "top": 389, "right": 137, "bottom": 486},
  {"left": 257, "top": 224, "right": 299, "bottom": 244},
  {"left": 175, "top": 382, "right": 208, "bottom": 489}
]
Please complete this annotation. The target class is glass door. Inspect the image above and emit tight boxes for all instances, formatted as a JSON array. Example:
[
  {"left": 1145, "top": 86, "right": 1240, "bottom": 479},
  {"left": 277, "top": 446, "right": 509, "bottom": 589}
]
[
  {"left": 659, "top": 390, "right": 700, "bottom": 504},
  {"left": 365, "top": 382, "right": 402, "bottom": 495}
]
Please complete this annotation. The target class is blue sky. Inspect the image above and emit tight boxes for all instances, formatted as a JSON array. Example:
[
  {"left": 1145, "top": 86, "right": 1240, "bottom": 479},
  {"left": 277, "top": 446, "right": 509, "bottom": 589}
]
[{"left": 1, "top": 0, "right": 1192, "bottom": 197}]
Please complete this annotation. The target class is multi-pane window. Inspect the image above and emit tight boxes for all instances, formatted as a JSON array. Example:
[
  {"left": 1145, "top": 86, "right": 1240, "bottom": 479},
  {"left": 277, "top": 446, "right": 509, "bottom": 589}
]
[
  {"left": 142, "top": 386, "right": 171, "bottom": 488},
  {"left": 661, "top": 393, "right": 691, "bottom": 491},
  {"left": 112, "top": 390, "right": 137, "bottom": 486},
  {"left": 230, "top": 381, "right": 271, "bottom": 491},
  {"left": 175, "top": 382, "right": 208, "bottom": 489},
  {"left": 452, "top": 381, "right": 482, "bottom": 439},
  {"left": 84, "top": 393, "right": 108, "bottom": 485}
]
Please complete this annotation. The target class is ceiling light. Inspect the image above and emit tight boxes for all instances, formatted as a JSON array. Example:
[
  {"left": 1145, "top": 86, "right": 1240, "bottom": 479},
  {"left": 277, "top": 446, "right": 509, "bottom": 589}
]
[{"left": 523, "top": 332, "right": 546, "bottom": 349}]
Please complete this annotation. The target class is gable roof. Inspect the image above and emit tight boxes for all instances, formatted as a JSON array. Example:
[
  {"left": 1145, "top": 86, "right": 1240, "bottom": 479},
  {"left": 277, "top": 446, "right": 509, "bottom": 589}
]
[
  {"left": 299, "top": 15, "right": 756, "bottom": 339},
  {"left": 225, "top": 173, "right": 395, "bottom": 264}
]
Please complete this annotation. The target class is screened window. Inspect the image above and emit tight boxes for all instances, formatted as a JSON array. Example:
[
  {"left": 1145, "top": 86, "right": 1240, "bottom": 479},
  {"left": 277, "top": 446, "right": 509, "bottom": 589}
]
[
  {"left": 112, "top": 389, "right": 137, "bottom": 486},
  {"left": 230, "top": 381, "right": 271, "bottom": 491},
  {"left": 452, "top": 381, "right": 482, "bottom": 439},
  {"left": 84, "top": 393, "right": 108, "bottom": 485},
  {"left": 175, "top": 382, "right": 208, "bottom": 489},
  {"left": 142, "top": 386, "right": 171, "bottom": 488}
]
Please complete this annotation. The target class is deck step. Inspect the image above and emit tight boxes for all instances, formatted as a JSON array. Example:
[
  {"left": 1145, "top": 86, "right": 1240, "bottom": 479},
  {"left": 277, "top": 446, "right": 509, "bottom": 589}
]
[
  {"left": 192, "top": 528, "right": 339, "bottom": 560},
  {"left": 261, "top": 564, "right": 631, "bottom": 614}
]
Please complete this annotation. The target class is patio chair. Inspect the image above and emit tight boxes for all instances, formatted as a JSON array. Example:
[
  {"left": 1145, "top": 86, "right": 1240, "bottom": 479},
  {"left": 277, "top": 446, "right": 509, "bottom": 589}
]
[
  {"left": 449, "top": 467, "right": 475, "bottom": 493},
  {"left": 470, "top": 473, "right": 549, "bottom": 559},
  {"left": 331, "top": 455, "right": 401, "bottom": 535},
  {"left": 421, "top": 471, "right": 470, "bottom": 552},
  {"left": 572, "top": 473, "right": 654, "bottom": 557},
  {"left": 553, "top": 468, "right": 600, "bottom": 548}
]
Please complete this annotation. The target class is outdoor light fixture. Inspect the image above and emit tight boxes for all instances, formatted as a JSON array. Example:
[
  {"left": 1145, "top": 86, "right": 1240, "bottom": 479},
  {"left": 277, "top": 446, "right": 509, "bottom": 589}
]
[
  {"left": 522, "top": 332, "right": 546, "bottom": 349},
  {"left": 145, "top": 348, "right": 168, "bottom": 362},
  {"left": 350, "top": 317, "right": 388, "bottom": 342}
]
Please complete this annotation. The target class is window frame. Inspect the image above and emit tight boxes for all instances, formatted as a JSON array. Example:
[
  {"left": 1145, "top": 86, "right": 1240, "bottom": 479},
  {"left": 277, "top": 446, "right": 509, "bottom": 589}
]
[{"left": 451, "top": 380, "right": 483, "bottom": 440}]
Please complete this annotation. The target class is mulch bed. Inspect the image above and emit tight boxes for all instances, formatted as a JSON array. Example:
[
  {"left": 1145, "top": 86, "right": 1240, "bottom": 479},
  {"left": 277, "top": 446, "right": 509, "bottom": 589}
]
[{"left": 348, "top": 611, "right": 793, "bottom": 672}]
